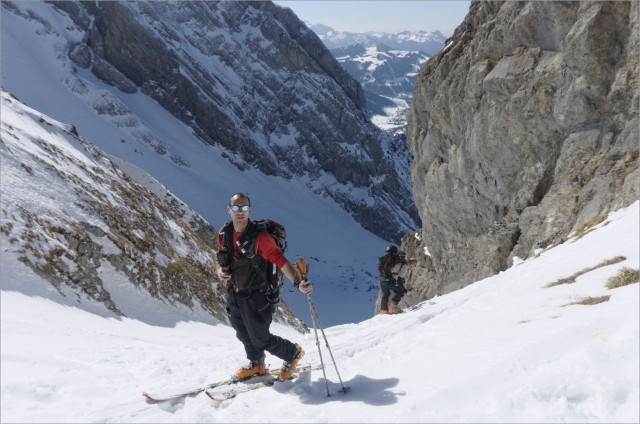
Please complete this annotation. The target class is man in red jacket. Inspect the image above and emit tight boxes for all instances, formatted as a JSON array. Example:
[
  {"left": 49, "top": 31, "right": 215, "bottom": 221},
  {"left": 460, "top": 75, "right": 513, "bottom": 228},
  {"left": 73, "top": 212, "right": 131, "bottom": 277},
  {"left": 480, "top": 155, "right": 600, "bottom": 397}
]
[{"left": 216, "top": 192, "right": 313, "bottom": 381}]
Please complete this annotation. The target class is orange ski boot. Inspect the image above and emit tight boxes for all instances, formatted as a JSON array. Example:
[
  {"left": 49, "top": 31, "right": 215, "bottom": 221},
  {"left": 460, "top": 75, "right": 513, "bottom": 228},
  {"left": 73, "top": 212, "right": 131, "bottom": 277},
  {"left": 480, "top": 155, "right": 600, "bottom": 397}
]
[
  {"left": 279, "top": 345, "right": 305, "bottom": 380},
  {"left": 234, "top": 357, "right": 267, "bottom": 380}
]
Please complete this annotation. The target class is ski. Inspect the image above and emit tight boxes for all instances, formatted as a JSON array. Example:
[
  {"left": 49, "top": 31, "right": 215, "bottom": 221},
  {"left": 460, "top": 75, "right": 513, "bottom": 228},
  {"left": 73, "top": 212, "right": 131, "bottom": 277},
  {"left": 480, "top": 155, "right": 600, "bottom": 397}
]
[
  {"left": 143, "top": 364, "right": 318, "bottom": 404},
  {"left": 143, "top": 369, "right": 279, "bottom": 404},
  {"left": 206, "top": 372, "right": 351, "bottom": 400},
  {"left": 205, "top": 373, "right": 298, "bottom": 400}
]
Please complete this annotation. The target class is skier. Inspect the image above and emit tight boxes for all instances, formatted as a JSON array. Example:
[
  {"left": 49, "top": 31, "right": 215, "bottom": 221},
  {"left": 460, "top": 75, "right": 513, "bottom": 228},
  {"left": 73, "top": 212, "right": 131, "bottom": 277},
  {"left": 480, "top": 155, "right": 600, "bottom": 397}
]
[
  {"left": 216, "top": 192, "right": 313, "bottom": 381},
  {"left": 377, "top": 246, "right": 417, "bottom": 314}
]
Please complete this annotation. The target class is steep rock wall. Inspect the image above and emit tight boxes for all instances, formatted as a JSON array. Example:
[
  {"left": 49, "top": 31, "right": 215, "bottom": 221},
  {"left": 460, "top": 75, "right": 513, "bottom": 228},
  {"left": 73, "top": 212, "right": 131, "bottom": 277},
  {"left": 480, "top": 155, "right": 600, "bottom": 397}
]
[
  {"left": 43, "top": 0, "right": 418, "bottom": 242},
  {"left": 406, "top": 1, "right": 639, "bottom": 300}
]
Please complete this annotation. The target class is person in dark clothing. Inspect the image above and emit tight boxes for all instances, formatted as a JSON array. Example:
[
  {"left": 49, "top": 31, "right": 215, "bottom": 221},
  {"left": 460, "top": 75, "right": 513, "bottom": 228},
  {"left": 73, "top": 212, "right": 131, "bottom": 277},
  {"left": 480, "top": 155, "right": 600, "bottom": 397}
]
[
  {"left": 216, "top": 192, "right": 313, "bottom": 381},
  {"left": 378, "top": 246, "right": 417, "bottom": 314}
]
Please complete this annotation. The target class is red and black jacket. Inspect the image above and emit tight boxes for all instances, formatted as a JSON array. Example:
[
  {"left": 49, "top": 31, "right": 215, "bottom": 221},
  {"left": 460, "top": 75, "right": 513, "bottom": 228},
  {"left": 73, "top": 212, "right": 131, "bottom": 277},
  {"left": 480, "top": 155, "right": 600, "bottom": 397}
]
[{"left": 217, "top": 220, "right": 286, "bottom": 293}]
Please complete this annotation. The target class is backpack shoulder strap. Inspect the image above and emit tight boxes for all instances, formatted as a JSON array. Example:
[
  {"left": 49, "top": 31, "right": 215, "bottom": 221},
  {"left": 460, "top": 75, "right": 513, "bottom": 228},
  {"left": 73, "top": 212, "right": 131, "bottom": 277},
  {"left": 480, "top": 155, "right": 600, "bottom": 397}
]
[
  {"left": 220, "top": 221, "right": 234, "bottom": 251},
  {"left": 379, "top": 253, "right": 397, "bottom": 278},
  {"left": 234, "top": 220, "right": 274, "bottom": 293},
  {"left": 220, "top": 220, "right": 261, "bottom": 257},
  {"left": 377, "top": 254, "right": 387, "bottom": 273},
  {"left": 236, "top": 220, "right": 265, "bottom": 256}
]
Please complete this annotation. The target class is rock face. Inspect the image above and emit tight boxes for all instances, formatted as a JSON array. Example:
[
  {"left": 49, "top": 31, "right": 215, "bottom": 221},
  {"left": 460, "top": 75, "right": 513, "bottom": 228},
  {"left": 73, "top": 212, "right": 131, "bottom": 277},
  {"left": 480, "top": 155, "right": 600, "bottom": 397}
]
[
  {"left": 406, "top": 1, "right": 639, "bottom": 300},
  {"left": 38, "top": 0, "right": 419, "bottom": 242}
]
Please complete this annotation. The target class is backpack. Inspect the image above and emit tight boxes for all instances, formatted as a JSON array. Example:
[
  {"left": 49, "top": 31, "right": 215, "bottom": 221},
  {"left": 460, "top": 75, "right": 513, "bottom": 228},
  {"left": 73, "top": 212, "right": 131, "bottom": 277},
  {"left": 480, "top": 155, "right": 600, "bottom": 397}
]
[
  {"left": 250, "top": 219, "right": 287, "bottom": 292},
  {"left": 220, "top": 219, "right": 287, "bottom": 293},
  {"left": 378, "top": 252, "right": 402, "bottom": 280}
]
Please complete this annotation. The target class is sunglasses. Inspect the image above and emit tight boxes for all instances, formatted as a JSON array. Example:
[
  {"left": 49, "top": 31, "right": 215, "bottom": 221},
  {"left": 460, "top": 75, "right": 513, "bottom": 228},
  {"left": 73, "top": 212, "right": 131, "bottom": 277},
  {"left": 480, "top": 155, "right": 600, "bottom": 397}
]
[{"left": 229, "top": 204, "right": 250, "bottom": 212}]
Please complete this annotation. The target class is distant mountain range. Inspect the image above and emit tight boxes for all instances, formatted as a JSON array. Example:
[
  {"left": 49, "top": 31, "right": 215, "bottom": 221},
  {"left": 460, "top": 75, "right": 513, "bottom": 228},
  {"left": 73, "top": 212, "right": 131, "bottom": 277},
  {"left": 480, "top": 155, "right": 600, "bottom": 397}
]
[
  {"left": 330, "top": 43, "right": 429, "bottom": 133},
  {"left": 306, "top": 22, "right": 444, "bottom": 135},
  {"left": 304, "top": 23, "right": 443, "bottom": 168},
  {"left": 306, "top": 23, "right": 447, "bottom": 55}
]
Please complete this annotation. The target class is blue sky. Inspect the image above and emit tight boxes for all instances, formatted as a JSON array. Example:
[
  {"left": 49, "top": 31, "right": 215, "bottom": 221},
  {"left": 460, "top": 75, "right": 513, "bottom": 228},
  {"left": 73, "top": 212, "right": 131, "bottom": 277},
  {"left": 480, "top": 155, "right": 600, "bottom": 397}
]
[{"left": 274, "top": 1, "right": 471, "bottom": 36}]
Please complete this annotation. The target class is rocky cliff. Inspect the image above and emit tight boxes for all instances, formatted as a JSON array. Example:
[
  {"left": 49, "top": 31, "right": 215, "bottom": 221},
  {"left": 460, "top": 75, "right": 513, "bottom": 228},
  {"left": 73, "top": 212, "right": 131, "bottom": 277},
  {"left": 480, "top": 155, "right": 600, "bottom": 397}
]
[
  {"left": 26, "top": 0, "right": 419, "bottom": 242},
  {"left": 405, "top": 1, "right": 639, "bottom": 301}
]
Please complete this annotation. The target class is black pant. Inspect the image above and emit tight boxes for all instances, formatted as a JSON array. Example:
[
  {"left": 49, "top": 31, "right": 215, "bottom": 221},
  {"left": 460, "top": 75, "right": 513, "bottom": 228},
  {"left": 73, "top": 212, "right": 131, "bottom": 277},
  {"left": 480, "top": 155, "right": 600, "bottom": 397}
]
[
  {"left": 227, "top": 290, "right": 297, "bottom": 363},
  {"left": 380, "top": 277, "right": 406, "bottom": 310}
]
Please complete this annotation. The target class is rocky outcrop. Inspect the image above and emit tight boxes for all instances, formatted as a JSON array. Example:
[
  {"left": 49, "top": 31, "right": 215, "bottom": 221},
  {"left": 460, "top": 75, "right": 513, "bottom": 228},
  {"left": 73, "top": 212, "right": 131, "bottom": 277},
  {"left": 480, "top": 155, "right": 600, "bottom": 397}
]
[
  {"left": 42, "top": 0, "right": 419, "bottom": 242},
  {"left": 406, "top": 1, "right": 639, "bottom": 299},
  {"left": 0, "top": 89, "right": 307, "bottom": 332}
]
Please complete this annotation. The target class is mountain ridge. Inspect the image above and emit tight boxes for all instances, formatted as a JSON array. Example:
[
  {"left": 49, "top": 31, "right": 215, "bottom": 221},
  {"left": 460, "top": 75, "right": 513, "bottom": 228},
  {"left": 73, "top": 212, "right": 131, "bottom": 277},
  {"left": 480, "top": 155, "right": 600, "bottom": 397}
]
[{"left": 3, "top": 0, "right": 418, "bottom": 243}]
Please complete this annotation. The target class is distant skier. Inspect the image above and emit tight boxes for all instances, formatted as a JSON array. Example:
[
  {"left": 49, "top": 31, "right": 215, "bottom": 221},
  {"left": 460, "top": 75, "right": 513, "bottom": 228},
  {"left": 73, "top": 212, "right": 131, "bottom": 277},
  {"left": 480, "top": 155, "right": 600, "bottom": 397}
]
[
  {"left": 377, "top": 246, "right": 417, "bottom": 314},
  {"left": 216, "top": 192, "right": 313, "bottom": 380}
]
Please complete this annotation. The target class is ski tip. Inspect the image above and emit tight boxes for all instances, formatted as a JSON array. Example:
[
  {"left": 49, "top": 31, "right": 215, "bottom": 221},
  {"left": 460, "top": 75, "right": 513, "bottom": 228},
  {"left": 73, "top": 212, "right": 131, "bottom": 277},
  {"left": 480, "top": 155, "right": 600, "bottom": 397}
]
[{"left": 142, "top": 392, "right": 159, "bottom": 404}]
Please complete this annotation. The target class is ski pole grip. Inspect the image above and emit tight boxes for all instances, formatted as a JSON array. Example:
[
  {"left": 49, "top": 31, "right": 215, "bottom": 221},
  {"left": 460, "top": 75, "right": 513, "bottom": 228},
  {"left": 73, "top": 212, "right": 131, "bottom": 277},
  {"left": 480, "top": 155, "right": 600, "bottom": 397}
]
[{"left": 295, "top": 256, "right": 308, "bottom": 279}]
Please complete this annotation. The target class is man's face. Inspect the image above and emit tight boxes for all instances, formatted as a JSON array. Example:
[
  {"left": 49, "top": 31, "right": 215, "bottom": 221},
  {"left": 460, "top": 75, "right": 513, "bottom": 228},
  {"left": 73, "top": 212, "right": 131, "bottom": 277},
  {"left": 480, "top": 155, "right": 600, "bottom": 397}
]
[{"left": 227, "top": 197, "right": 252, "bottom": 223}]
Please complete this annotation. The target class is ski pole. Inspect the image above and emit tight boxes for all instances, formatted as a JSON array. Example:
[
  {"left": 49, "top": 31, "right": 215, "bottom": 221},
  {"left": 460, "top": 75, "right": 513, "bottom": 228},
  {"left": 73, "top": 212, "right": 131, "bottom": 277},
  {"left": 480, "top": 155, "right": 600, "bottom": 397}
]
[
  {"left": 295, "top": 257, "right": 330, "bottom": 396},
  {"left": 308, "top": 294, "right": 330, "bottom": 396},
  {"left": 296, "top": 257, "right": 348, "bottom": 395},
  {"left": 306, "top": 293, "right": 348, "bottom": 394}
]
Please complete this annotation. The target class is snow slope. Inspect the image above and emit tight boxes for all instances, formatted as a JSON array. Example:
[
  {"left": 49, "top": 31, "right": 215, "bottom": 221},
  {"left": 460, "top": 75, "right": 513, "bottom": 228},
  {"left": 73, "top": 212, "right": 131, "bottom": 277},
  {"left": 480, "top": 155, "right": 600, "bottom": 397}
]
[{"left": 2, "top": 202, "right": 638, "bottom": 422}]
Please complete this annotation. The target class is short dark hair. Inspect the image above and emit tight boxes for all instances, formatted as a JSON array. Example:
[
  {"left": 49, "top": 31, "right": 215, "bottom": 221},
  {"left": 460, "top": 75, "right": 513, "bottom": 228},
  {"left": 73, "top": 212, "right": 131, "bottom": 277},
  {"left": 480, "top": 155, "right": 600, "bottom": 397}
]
[{"left": 229, "top": 192, "right": 251, "bottom": 206}]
